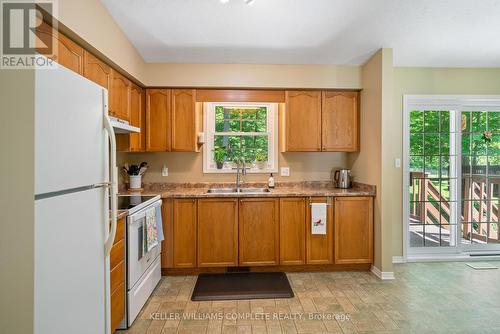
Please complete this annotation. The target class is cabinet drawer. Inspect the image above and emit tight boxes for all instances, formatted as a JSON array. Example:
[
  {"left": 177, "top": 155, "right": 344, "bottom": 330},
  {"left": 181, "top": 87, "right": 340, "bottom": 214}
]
[
  {"left": 110, "top": 260, "right": 124, "bottom": 293},
  {"left": 110, "top": 282, "right": 125, "bottom": 333},
  {"left": 110, "top": 239, "right": 124, "bottom": 269}
]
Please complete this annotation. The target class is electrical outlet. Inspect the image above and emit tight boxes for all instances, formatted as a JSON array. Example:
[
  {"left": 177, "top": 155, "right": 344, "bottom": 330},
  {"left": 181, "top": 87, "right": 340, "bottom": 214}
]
[
  {"left": 395, "top": 158, "right": 401, "bottom": 168},
  {"left": 280, "top": 167, "right": 290, "bottom": 177},
  {"left": 162, "top": 165, "right": 169, "bottom": 176}
]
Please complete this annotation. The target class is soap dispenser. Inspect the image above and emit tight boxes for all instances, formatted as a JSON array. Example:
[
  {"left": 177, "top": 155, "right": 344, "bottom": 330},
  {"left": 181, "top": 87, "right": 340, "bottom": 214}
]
[{"left": 268, "top": 173, "right": 275, "bottom": 189}]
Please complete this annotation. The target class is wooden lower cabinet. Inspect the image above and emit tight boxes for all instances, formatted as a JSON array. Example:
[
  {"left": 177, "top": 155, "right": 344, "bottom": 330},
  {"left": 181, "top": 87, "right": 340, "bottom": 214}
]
[
  {"left": 334, "top": 197, "right": 373, "bottom": 264},
  {"left": 306, "top": 197, "right": 334, "bottom": 264},
  {"left": 197, "top": 199, "right": 238, "bottom": 267},
  {"left": 161, "top": 196, "right": 373, "bottom": 270},
  {"left": 110, "top": 217, "right": 125, "bottom": 333},
  {"left": 239, "top": 198, "right": 279, "bottom": 266},
  {"left": 110, "top": 282, "right": 125, "bottom": 333},
  {"left": 173, "top": 199, "right": 197, "bottom": 268},
  {"left": 279, "top": 198, "right": 306, "bottom": 265},
  {"left": 161, "top": 199, "right": 174, "bottom": 268}
]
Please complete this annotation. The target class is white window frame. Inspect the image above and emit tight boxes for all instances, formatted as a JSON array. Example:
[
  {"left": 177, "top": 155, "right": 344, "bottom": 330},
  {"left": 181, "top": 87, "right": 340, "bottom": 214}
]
[
  {"left": 403, "top": 95, "right": 500, "bottom": 261},
  {"left": 203, "top": 102, "right": 279, "bottom": 174}
]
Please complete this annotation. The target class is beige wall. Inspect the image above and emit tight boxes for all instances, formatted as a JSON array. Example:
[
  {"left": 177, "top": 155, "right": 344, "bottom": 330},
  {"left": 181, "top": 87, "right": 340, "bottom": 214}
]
[
  {"left": 119, "top": 151, "right": 347, "bottom": 184},
  {"left": 58, "top": 0, "right": 146, "bottom": 82},
  {"left": 392, "top": 67, "right": 500, "bottom": 257},
  {"left": 145, "top": 63, "right": 361, "bottom": 88},
  {"left": 349, "top": 48, "right": 393, "bottom": 273},
  {"left": 0, "top": 70, "right": 35, "bottom": 333}
]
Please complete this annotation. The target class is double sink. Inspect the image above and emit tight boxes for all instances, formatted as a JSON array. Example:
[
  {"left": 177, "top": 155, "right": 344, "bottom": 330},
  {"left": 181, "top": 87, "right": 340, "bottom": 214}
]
[{"left": 206, "top": 187, "right": 271, "bottom": 194}]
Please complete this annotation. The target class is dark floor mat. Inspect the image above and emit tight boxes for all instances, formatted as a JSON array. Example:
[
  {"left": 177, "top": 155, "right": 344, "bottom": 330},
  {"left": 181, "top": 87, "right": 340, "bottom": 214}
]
[{"left": 191, "top": 272, "right": 294, "bottom": 301}]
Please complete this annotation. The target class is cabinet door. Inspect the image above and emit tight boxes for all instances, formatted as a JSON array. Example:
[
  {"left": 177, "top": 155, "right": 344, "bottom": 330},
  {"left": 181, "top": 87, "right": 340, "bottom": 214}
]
[
  {"left": 110, "top": 217, "right": 125, "bottom": 333},
  {"left": 284, "top": 91, "right": 322, "bottom": 151},
  {"left": 322, "top": 91, "right": 359, "bottom": 152},
  {"left": 109, "top": 69, "right": 130, "bottom": 121},
  {"left": 279, "top": 198, "right": 306, "bottom": 265},
  {"left": 173, "top": 199, "right": 197, "bottom": 268},
  {"left": 83, "top": 50, "right": 110, "bottom": 90},
  {"left": 171, "top": 89, "right": 198, "bottom": 152},
  {"left": 197, "top": 199, "right": 238, "bottom": 267},
  {"left": 110, "top": 282, "right": 125, "bottom": 333},
  {"left": 161, "top": 199, "right": 174, "bottom": 269},
  {"left": 35, "top": 21, "right": 84, "bottom": 75},
  {"left": 306, "top": 197, "right": 334, "bottom": 264},
  {"left": 146, "top": 89, "right": 171, "bottom": 152},
  {"left": 334, "top": 197, "right": 373, "bottom": 264},
  {"left": 239, "top": 198, "right": 279, "bottom": 266},
  {"left": 129, "top": 84, "right": 145, "bottom": 151}
]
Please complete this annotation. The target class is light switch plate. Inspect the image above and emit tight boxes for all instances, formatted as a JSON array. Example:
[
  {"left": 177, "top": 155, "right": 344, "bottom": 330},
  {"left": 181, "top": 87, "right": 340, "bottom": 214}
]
[
  {"left": 162, "top": 165, "right": 169, "bottom": 176},
  {"left": 280, "top": 167, "right": 290, "bottom": 177},
  {"left": 395, "top": 158, "right": 401, "bottom": 168}
]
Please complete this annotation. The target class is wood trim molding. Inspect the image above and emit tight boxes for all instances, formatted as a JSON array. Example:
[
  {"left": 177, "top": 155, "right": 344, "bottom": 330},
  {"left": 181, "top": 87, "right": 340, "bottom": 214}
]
[{"left": 196, "top": 89, "right": 285, "bottom": 103}]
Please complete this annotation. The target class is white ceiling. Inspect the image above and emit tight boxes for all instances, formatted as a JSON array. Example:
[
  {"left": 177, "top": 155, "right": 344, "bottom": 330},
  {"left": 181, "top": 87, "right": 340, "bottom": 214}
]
[{"left": 100, "top": 0, "right": 500, "bottom": 67}]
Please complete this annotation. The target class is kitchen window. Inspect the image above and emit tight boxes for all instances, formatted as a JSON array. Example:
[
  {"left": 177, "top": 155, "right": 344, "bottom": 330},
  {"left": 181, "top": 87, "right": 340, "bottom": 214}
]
[{"left": 203, "top": 102, "right": 278, "bottom": 173}]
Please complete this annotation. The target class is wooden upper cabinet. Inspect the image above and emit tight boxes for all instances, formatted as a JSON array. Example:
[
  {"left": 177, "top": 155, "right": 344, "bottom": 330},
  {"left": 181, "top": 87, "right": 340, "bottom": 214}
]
[
  {"left": 129, "top": 84, "right": 145, "bottom": 151},
  {"left": 109, "top": 69, "right": 130, "bottom": 121},
  {"left": 322, "top": 91, "right": 359, "bottom": 152},
  {"left": 239, "top": 198, "right": 279, "bottom": 266},
  {"left": 83, "top": 50, "right": 111, "bottom": 90},
  {"left": 197, "top": 199, "right": 238, "bottom": 267},
  {"left": 117, "top": 84, "right": 145, "bottom": 152},
  {"left": 35, "top": 21, "right": 84, "bottom": 75},
  {"left": 334, "top": 197, "right": 373, "bottom": 264},
  {"left": 279, "top": 198, "right": 306, "bottom": 265},
  {"left": 146, "top": 89, "right": 171, "bottom": 152},
  {"left": 284, "top": 91, "right": 322, "bottom": 152},
  {"left": 306, "top": 197, "right": 334, "bottom": 264},
  {"left": 173, "top": 199, "right": 197, "bottom": 268},
  {"left": 171, "top": 89, "right": 199, "bottom": 152}
]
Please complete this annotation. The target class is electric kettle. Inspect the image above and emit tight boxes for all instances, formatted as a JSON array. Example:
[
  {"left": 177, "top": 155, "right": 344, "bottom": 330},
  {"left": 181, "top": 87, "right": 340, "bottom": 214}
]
[{"left": 333, "top": 169, "right": 352, "bottom": 189}]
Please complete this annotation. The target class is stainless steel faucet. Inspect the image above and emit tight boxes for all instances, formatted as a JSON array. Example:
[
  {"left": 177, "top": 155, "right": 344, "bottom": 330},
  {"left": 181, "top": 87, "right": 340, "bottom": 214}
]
[{"left": 232, "top": 159, "right": 249, "bottom": 191}]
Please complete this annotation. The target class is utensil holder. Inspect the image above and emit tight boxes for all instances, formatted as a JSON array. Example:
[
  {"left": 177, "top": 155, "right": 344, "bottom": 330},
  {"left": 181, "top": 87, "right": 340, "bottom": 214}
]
[{"left": 129, "top": 175, "right": 142, "bottom": 190}]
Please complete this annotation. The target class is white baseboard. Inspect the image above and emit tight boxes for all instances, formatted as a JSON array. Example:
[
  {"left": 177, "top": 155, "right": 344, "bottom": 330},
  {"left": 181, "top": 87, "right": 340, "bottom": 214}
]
[
  {"left": 370, "top": 265, "right": 395, "bottom": 280},
  {"left": 406, "top": 254, "right": 500, "bottom": 262},
  {"left": 392, "top": 256, "right": 406, "bottom": 264}
]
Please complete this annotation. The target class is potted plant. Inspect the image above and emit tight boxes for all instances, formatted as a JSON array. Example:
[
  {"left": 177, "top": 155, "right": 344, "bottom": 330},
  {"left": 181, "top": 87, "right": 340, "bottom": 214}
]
[
  {"left": 213, "top": 146, "right": 227, "bottom": 169},
  {"left": 255, "top": 150, "right": 267, "bottom": 169}
]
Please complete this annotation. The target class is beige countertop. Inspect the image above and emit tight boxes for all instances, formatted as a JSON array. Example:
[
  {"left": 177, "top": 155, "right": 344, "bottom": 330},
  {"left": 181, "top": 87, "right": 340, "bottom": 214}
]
[{"left": 125, "top": 181, "right": 376, "bottom": 199}]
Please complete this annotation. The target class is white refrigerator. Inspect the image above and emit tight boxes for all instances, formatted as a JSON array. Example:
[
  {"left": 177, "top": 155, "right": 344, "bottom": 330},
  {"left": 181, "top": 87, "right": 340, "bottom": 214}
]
[{"left": 34, "top": 64, "right": 118, "bottom": 334}]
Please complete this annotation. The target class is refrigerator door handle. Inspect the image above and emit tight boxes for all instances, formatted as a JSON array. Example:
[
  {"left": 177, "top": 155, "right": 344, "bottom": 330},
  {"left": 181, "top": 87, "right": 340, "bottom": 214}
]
[{"left": 104, "top": 113, "right": 118, "bottom": 256}]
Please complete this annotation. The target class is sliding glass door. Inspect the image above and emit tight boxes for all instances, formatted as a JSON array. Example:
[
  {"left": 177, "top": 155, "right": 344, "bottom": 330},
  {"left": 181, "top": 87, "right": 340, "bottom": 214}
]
[
  {"left": 461, "top": 111, "right": 500, "bottom": 250},
  {"left": 404, "top": 97, "right": 500, "bottom": 257}
]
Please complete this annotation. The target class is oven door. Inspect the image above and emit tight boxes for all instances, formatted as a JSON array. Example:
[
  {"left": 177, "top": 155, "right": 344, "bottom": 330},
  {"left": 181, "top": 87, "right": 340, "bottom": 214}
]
[{"left": 127, "top": 201, "right": 162, "bottom": 290}]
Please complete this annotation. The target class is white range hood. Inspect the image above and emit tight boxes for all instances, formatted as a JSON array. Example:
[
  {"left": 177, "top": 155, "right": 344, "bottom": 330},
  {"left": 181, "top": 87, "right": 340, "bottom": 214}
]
[{"left": 109, "top": 117, "right": 140, "bottom": 134}]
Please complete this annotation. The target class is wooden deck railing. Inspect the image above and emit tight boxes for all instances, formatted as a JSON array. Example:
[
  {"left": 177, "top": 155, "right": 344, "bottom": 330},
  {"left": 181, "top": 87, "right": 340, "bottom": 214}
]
[{"left": 409, "top": 172, "right": 499, "bottom": 243}]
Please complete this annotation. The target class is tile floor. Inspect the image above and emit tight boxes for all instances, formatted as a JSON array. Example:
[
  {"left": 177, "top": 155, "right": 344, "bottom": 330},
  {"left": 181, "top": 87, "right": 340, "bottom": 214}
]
[{"left": 120, "top": 262, "right": 500, "bottom": 333}]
